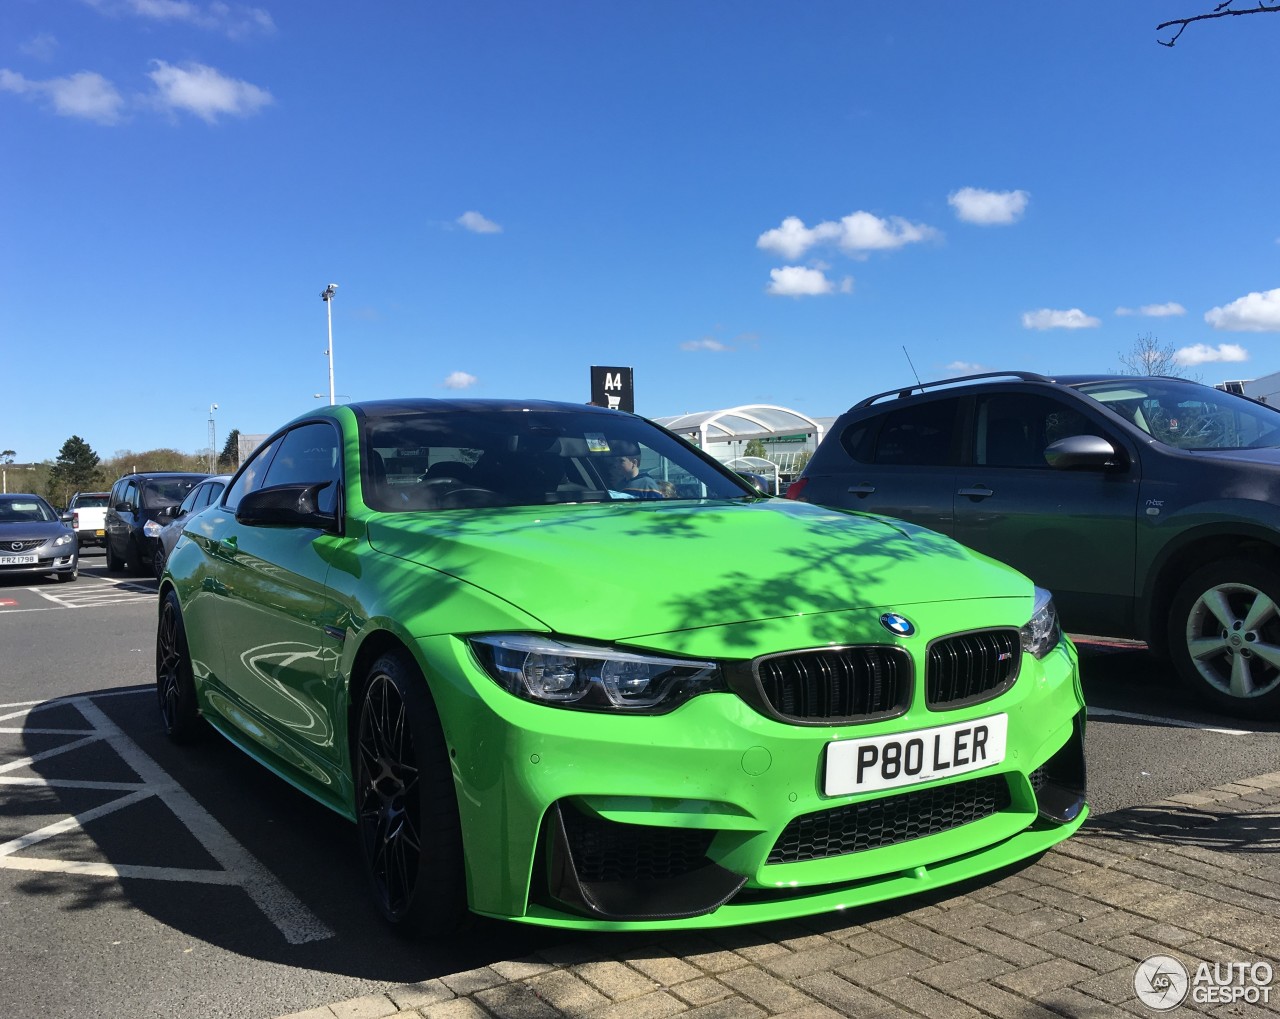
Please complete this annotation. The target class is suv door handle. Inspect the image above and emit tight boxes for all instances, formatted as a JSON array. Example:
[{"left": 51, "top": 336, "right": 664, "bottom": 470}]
[
  {"left": 847, "top": 484, "right": 876, "bottom": 497},
  {"left": 957, "top": 485, "right": 994, "bottom": 499}
]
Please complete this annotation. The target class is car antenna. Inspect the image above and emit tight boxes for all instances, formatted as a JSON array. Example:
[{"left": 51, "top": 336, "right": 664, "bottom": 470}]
[{"left": 902, "top": 346, "right": 923, "bottom": 386}]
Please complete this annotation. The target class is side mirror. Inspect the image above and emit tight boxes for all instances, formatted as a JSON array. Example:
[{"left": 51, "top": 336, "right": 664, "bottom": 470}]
[
  {"left": 236, "top": 481, "right": 338, "bottom": 531},
  {"left": 1043, "top": 435, "right": 1120, "bottom": 471},
  {"left": 60, "top": 511, "right": 73, "bottom": 523}
]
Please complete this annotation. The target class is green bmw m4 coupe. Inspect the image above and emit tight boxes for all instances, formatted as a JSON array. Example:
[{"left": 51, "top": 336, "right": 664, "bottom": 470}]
[{"left": 156, "top": 398, "right": 1087, "bottom": 934}]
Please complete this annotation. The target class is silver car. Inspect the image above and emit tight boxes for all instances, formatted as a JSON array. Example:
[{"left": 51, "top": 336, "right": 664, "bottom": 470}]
[
  {"left": 0, "top": 493, "right": 78, "bottom": 583},
  {"left": 153, "top": 475, "right": 231, "bottom": 579}
]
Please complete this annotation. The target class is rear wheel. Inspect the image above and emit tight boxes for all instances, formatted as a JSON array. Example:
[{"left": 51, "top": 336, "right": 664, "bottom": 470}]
[
  {"left": 1169, "top": 559, "right": 1280, "bottom": 719},
  {"left": 156, "top": 590, "right": 202, "bottom": 743},
  {"left": 355, "top": 650, "right": 467, "bottom": 936}
]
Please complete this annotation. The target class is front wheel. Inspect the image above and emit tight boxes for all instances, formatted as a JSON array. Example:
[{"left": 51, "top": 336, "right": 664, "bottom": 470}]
[
  {"left": 156, "top": 590, "right": 203, "bottom": 742},
  {"left": 153, "top": 546, "right": 167, "bottom": 580},
  {"left": 1168, "top": 559, "right": 1280, "bottom": 719},
  {"left": 355, "top": 650, "right": 467, "bottom": 937}
]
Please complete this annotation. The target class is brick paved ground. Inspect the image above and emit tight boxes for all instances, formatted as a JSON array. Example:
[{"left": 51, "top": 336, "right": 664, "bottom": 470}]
[{"left": 280, "top": 772, "right": 1280, "bottom": 1019}]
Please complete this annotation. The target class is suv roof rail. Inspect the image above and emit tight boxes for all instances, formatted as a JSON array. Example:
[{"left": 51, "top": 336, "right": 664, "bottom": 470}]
[{"left": 852, "top": 371, "right": 1054, "bottom": 409}]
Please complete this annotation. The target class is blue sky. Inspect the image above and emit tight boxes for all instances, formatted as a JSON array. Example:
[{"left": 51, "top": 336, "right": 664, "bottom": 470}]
[{"left": 4, "top": 1, "right": 1280, "bottom": 463}]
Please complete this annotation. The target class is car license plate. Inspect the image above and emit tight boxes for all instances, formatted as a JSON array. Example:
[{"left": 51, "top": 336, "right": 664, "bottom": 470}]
[
  {"left": 824, "top": 714, "right": 1008, "bottom": 796},
  {"left": 94, "top": 529, "right": 105, "bottom": 537},
  {"left": 0, "top": 554, "right": 38, "bottom": 566}
]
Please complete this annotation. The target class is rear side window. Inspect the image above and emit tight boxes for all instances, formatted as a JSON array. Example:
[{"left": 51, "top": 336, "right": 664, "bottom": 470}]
[{"left": 870, "top": 398, "right": 959, "bottom": 466}]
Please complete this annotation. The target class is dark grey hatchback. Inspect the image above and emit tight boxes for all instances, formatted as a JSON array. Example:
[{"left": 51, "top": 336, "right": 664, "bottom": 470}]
[{"left": 788, "top": 371, "right": 1280, "bottom": 718}]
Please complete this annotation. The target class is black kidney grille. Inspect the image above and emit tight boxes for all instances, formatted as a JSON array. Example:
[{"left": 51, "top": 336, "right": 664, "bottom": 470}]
[
  {"left": 927, "top": 630, "right": 1020, "bottom": 708},
  {"left": 755, "top": 647, "right": 910, "bottom": 721},
  {"left": 767, "top": 774, "right": 1011, "bottom": 864},
  {"left": 559, "top": 802, "right": 713, "bottom": 883}
]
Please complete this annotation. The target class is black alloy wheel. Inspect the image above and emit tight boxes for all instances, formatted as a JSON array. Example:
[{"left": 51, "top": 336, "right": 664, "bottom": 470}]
[
  {"left": 156, "top": 589, "right": 202, "bottom": 742},
  {"left": 355, "top": 650, "right": 466, "bottom": 936},
  {"left": 153, "top": 546, "right": 167, "bottom": 581}
]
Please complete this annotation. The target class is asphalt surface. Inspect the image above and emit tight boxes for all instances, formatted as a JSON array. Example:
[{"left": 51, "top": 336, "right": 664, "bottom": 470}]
[{"left": 1, "top": 553, "right": 1276, "bottom": 1018}]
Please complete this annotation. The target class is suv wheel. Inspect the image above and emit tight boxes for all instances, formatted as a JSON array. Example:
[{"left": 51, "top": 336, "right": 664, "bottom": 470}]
[{"left": 1169, "top": 559, "right": 1280, "bottom": 719}]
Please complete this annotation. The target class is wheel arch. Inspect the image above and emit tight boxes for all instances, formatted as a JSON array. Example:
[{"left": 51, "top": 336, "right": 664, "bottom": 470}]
[{"left": 1143, "top": 525, "right": 1280, "bottom": 655}]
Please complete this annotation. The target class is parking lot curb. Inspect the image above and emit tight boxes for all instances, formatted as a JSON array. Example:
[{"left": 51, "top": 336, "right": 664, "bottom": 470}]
[{"left": 279, "top": 771, "right": 1280, "bottom": 1019}]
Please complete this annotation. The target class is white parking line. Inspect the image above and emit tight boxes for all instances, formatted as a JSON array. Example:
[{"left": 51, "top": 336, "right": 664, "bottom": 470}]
[
  {"left": 1086, "top": 705, "right": 1253, "bottom": 735},
  {"left": 0, "top": 691, "right": 334, "bottom": 944}
]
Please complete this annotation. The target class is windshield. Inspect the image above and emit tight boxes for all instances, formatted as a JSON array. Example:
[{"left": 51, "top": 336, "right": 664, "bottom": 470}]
[
  {"left": 143, "top": 479, "right": 202, "bottom": 509},
  {"left": 0, "top": 497, "right": 57, "bottom": 523},
  {"left": 1075, "top": 379, "right": 1280, "bottom": 451},
  {"left": 361, "top": 406, "right": 753, "bottom": 512}
]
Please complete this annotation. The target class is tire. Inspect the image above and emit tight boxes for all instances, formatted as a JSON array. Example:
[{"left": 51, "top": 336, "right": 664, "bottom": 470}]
[
  {"left": 156, "top": 589, "right": 203, "bottom": 743},
  {"left": 1168, "top": 559, "right": 1280, "bottom": 719},
  {"left": 153, "top": 546, "right": 167, "bottom": 581},
  {"left": 355, "top": 650, "right": 467, "bottom": 936},
  {"left": 55, "top": 566, "right": 77, "bottom": 583},
  {"left": 105, "top": 538, "right": 124, "bottom": 573}
]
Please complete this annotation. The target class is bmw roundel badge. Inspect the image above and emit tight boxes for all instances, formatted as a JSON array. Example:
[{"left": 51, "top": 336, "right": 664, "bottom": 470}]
[{"left": 880, "top": 612, "right": 915, "bottom": 637}]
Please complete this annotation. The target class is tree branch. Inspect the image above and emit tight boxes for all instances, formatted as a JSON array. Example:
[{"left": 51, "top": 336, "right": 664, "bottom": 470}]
[{"left": 1158, "top": 0, "right": 1280, "bottom": 47}]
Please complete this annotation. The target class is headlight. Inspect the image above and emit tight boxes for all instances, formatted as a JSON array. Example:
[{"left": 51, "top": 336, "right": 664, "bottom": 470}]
[
  {"left": 1019, "top": 586, "right": 1062, "bottom": 660},
  {"left": 53, "top": 533, "right": 73, "bottom": 547},
  {"left": 143, "top": 520, "right": 164, "bottom": 538},
  {"left": 469, "top": 634, "right": 725, "bottom": 713}
]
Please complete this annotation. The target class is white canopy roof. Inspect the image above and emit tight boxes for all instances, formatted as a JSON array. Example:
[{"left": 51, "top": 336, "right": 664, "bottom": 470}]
[{"left": 653, "top": 404, "right": 824, "bottom": 446}]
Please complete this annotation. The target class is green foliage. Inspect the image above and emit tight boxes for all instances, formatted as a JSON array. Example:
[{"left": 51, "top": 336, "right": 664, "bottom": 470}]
[
  {"left": 217, "top": 429, "right": 241, "bottom": 471},
  {"left": 99, "top": 449, "right": 210, "bottom": 480},
  {"left": 743, "top": 438, "right": 768, "bottom": 459},
  {"left": 47, "top": 435, "right": 102, "bottom": 507}
]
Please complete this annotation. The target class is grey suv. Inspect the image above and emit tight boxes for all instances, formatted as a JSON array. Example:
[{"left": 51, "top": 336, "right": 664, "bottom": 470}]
[
  {"left": 788, "top": 371, "right": 1280, "bottom": 718},
  {"left": 105, "top": 472, "right": 207, "bottom": 576}
]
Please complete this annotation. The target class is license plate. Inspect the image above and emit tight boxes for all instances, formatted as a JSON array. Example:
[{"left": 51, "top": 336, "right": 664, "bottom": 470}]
[
  {"left": 0, "top": 555, "right": 38, "bottom": 566},
  {"left": 824, "top": 714, "right": 1008, "bottom": 796},
  {"left": 94, "top": 529, "right": 105, "bottom": 537}
]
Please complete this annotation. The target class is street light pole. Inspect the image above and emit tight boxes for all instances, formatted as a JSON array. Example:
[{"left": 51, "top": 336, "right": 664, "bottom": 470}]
[
  {"left": 321, "top": 283, "right": 339, "bottom": 406},
  {"left": 208, "top": 403, "right": 219, "bottom": 473}
]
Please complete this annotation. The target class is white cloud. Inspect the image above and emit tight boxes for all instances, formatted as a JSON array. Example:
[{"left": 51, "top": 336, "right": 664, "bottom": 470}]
[
  {"left": 757, "top": 211, "right": 938, "bottom": 260},
  {"left": 1021, "top": 308, "right": 1101, "bottom": 330},
  {"left": 443, "top": 371, "right": 477, "bottom": 389},
  {"left": 681, "top": 338, "right": 731, "bottom": 352},
  {"left": 146, "top": 60, "right": 272, "bottom": 122},
  {"left": 1205, "top": 288, "right": 1280, "bottom": 332},
  {"left": 1116, "top": 302, "right": 1186, "bottom": 318},
  {"left": 85, "top": 0, "right": 275, "bottom": 38},
  {"left": 945, "top": 361, "right": 986, "bottom": 374},
  {"left": 20, "top": 33, "right": 58, "bottom": 60},
  {"left": 948, "top": 187, "right": 1029, "bottom": 226},
  {"left": 0, "top": 69, "right": 124, "bottom": 124},
  {"left": 766, "top": 266, "right": 852, "bottom": 297},
  {"left": 1175, "top": 343, "right": 1249, "bottom": 366},
  {"left": 457, "top": 211, "right": 502, "bottom": 234}
]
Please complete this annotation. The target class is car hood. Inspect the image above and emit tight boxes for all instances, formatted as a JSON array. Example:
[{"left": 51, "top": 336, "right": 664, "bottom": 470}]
[
  {"left": 364, "top": 498, "right": 1028, "bottom": 640},
  {"left": 0, "top": 521, "right": 69, "bottom": 542}
]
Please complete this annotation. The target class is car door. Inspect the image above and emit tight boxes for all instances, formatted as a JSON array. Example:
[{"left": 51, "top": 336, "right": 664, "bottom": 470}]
[
  {"left": 206, "top": 421, "right": 350, "bottom": 780},
  {"left": 823, "top": 396, "right": 962, "bottom": 536},
  {"left": 951, "top": 390, "right": 1142, "bottom": 635}
]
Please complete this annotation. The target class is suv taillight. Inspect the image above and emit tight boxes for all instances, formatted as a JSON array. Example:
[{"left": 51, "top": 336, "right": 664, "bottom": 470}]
[
  {"left": 72, "top": 512, "right": 80, "bottom": 528},
  {"left": 785, "top": 478, "right": 809, "bottom": 501}
]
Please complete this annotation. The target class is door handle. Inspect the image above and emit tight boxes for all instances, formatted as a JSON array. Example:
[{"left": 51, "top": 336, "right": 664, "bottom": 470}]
[
  {"left": 957, "top": 486, "right": 994, "bottom": 499},
  {"left": 847, "top": 484, "right": 876, "bottom": 497}
]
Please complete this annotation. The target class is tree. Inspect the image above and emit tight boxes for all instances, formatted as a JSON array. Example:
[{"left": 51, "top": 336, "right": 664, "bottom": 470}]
[
  {"left": 217, "top": 429, "right": 241, "bottom": 471},
  {"left": 744, "top": 438, "right": 768, "bottom": 459},
  {"left": 1118, "top": 333, "right": 1188, "bottom": 378},
  {"left": 1158, "top": 1, "right": 1280, "bottom": 46},
  {"left": 48, "top": 435, "right": 102, "bottom": 507},
  {"left": 0, "top": 450, "right": 14, "bottom": 464}
]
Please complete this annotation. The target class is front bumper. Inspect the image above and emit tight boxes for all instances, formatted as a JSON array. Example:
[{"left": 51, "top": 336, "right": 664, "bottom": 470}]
[
  {"left": 417, "top": 627, "right": 1087, "bottom": 931},
  {"left": 0, "top": 546, "right": 78, "bottom": 577}
]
